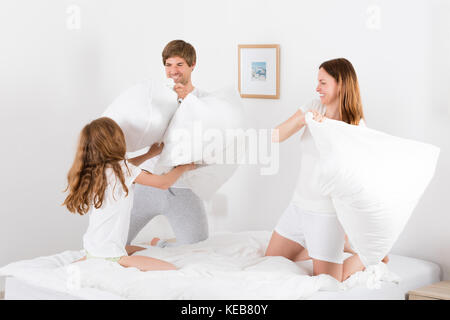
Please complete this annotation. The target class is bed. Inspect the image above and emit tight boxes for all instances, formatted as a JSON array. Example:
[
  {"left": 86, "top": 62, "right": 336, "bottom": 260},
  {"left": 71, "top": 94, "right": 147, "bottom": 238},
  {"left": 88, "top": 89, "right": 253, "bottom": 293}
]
[{"left": 0, "top": 231, "right": 441, "bottom": 300}]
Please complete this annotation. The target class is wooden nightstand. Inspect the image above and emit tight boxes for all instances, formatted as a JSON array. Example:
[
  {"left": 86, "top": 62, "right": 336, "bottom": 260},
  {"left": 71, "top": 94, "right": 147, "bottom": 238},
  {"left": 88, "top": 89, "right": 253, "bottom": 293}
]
[{"left": 407, "top": 281, "right": 450, "bottom": 300}]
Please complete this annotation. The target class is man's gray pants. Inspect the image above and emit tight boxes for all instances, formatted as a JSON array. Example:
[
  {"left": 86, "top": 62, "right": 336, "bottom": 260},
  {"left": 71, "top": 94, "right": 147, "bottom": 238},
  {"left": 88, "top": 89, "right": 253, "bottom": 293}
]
[{"left": 127, "top": 185, "right": 209, "bottom": 247}]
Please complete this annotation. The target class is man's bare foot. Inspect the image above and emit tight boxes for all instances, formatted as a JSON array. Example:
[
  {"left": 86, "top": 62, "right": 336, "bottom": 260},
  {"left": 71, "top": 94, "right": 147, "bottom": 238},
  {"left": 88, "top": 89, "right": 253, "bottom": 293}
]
[
  {"left": 150, "top": 237, "right": 160, "bottom": 246},
  {"left": 149, "top": 237, "right": 176, "bottom": 246},
  {"left": 382, "top": 255, "right": 389, "bottom": 264}
]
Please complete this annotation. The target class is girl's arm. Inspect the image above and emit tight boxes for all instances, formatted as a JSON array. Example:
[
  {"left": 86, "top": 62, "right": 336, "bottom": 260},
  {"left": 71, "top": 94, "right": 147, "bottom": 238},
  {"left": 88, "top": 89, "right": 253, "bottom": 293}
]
[
  {"left": 134, "top": 163, "right": 196, "bottom": 190},
  {"left": 272, "top": 109, "right": 306, "bottom": 143},
  {"left": 128, "top": 143, "right": 164, "bottom": 167}
]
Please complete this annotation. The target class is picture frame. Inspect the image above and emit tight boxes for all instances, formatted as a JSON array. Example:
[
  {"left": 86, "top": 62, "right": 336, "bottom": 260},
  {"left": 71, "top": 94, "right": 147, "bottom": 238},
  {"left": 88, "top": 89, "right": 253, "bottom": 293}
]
[{"left": 238, "top": 44, "right": 280, "bottom": 99}]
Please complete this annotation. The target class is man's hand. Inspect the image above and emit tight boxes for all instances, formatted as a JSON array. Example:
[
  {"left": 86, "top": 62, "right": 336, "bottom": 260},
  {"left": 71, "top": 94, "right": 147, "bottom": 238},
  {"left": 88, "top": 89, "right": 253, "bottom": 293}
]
[
  {"left": 147, "top": 142, "right": 164, "bottom": 158},
  {"left": 173, "top": 82, "right": 194, "bottom": 100}
]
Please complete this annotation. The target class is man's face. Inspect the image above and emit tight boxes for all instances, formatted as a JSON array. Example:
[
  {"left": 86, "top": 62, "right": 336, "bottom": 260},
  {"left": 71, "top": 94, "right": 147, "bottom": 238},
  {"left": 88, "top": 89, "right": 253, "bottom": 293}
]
[{"left": 164, "top": 56, "right": 195, "bottom": 85}]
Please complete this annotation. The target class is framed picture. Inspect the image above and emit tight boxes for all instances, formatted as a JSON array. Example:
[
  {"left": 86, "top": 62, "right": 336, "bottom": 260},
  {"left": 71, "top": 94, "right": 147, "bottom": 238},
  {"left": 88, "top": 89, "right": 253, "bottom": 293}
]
[{"left": 238, "top": 44, "right": 280, "bottom": 99}]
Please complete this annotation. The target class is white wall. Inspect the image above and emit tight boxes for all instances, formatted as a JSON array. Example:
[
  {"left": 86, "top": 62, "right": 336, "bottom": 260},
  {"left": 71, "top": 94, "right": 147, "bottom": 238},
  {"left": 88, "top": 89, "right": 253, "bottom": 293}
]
[
  {"left": 392, "top": 0, "right": 450, "bottom": 281},
  {"left": 1, "top": 0, "right": 449, "bottom": 292}
]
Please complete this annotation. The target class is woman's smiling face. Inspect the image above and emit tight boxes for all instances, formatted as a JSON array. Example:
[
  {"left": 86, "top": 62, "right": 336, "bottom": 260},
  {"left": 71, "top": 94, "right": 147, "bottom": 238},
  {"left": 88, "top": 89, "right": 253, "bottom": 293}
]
[{"left": 316, "top": 67, "right": 339, "bottom": 105}]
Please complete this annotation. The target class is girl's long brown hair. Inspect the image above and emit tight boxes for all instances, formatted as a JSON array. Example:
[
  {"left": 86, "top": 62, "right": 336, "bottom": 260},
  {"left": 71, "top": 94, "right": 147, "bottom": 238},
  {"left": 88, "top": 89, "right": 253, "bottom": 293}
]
[
  {"left": 63, "top": 117, "right": 130, "bottom": 215},
  {"left": 319, "top": 58, "right": 364, "bottom": 125}
]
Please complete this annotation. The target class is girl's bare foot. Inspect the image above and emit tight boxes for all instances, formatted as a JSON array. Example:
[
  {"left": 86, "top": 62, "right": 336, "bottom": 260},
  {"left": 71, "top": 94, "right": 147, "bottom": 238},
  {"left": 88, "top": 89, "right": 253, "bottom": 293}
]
[
  {"left": 382, "top": 255, "right": 389, "bottom": 264},
  {"left": 126, "top": 245, "right": 146, "bottom": 255}
]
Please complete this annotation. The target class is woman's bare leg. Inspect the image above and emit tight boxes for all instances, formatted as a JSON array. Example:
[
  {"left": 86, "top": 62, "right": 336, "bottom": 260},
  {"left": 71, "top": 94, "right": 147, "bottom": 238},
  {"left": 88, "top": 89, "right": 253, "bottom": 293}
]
[
  {"left": 342, "top": 254, "right": 365, "bottom": 281},
  {"left": 313, "top": 255, "right": 364, "bottom": 282},
  {"left": 341, "top": 252, "right": 388, "bottom": 281},
  {"left": 265, "top": 231, "right": 311, "bottom": 262},
  {"left": 313, "top": 259, "right": 343, "bottom": 282},
  {"left": 294, "top": 247, "right": 312, "bottom": 261},
  {"left": 344, "top": 235, "right": 356, "bottom": 255},
  {"left": 118, "top": 255, "right": 176, "bottom": 271},
  {"left": 344, "top": 235, "right": 389, "bottom": 264}
]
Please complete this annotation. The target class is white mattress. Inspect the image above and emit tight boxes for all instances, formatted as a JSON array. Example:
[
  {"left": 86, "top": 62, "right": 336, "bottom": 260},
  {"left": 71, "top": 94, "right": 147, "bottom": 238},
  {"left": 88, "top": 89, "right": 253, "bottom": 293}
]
[
  {"left": 307, "top": 254, "right": 441, "bottom": 299},
  {"left": 1, "top": 231, "right": 441, "bottom": 300},
  {"left": 5, "top": 277, "right": 121, "bottom": 300}
]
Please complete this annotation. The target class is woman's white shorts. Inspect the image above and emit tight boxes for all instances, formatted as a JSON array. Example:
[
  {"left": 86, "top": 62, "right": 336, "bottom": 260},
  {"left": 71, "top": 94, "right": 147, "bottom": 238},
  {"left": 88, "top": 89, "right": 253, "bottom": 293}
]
[{"left": 275, "top": 202, "right": 346, "bottom": 264}]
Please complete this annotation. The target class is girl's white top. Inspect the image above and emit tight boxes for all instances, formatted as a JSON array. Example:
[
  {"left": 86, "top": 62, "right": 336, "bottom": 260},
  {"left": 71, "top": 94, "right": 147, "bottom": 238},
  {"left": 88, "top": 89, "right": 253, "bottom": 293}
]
[
  {"left": 83, "top": 161, "right": 142, "bottom": 258},
  {"left": 291, "top": 99, "right": 365, "bottom": 213}
]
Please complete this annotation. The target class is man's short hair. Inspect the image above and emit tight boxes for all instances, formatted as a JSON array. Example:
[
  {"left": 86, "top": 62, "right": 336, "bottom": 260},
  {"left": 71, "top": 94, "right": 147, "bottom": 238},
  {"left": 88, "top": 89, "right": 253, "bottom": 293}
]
[{"left": 162, "top": 40, "right": 196, "bottom": 67}]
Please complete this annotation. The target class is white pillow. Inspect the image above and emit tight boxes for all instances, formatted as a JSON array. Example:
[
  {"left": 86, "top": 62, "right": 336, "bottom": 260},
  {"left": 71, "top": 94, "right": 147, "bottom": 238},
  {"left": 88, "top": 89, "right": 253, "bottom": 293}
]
[
  {"left": 180, "top": 163, "right": 240, "bottom": 200},
  {"left": 102, "top": 80, "right": 178, "bottom": 152},
  {"left": 154, "top": 86, "right": 245, "bottom": 200},
  {"left": 305, "top": 112, "right": 440, "bottom": 267}
]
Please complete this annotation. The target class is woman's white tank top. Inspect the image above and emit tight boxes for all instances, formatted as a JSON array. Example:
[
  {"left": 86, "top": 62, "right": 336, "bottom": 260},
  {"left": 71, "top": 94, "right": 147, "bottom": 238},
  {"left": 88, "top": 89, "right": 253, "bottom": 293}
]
[
  {"left": 291, "top": 99, "right": 336, "bottom": 212},
  {"left": 292, "top": 99, "right": 366, "bottom": 213}
]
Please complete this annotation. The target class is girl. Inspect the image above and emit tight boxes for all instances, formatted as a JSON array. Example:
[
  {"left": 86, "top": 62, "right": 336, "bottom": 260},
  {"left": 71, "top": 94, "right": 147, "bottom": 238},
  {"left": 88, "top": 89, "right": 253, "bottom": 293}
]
[
  {"left": 265, "top": 58, "right": 387, "bottom": 282},
  {"left": 63, "top": 117, "right": 195, "bottom": 271}
]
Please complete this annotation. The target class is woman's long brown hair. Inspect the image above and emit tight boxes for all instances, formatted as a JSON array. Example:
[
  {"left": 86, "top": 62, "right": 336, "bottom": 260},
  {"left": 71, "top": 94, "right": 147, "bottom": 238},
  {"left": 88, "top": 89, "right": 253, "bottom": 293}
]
[
  {"left": 319, "top": 58, "right": 364, "bottom": 125},
  {"left": 63, "top": 117, "right": 130, "bottom": 215}
]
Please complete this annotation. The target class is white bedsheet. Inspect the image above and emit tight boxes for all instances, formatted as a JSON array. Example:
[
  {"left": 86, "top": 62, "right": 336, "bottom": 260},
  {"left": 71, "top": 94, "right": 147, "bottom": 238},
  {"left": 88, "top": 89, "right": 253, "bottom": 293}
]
[{"left": 0, "top": 231, "right": 403, "bottom": 300}]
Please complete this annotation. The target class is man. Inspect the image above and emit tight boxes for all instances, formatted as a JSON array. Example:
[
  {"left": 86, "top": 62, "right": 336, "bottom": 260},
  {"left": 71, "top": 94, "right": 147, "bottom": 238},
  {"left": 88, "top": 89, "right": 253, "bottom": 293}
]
[{"left": 126, "top": 40, "right": 209, "bottom": 249}]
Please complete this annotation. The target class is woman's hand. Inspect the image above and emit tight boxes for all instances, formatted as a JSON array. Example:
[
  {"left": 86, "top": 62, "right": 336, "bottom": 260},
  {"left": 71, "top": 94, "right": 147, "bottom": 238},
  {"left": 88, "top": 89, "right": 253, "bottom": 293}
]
[
  {"left": 311, "top": 110, "right": 325, "bottom": 122},
  {"left": 147, "top": 142, "right": 164, "bottom": 158}
]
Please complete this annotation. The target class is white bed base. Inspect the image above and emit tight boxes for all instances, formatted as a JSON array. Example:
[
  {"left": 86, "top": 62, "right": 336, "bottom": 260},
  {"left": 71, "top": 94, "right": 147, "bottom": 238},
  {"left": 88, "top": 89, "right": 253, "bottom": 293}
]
[{"left": 4, "top": 254, "right": 441, "bottom": 300}]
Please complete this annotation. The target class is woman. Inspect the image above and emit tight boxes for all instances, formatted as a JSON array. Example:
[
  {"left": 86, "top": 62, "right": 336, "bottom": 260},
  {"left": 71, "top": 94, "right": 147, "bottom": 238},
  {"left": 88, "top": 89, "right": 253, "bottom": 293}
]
[{"left": 265, "top": 58, "right": 386, "bottom": 282}]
